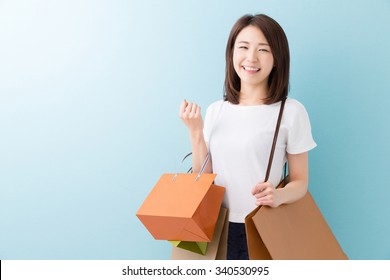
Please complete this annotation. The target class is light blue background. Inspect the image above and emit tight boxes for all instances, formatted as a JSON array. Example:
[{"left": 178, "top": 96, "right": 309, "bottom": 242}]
[{"left": 0, "top": 0, "right": 389, "bottom": 260}]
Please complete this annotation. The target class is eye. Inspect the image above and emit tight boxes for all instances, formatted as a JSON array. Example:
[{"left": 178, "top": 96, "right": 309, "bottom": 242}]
[
  {"left": 239, "top": 46, "right": 248, "bottom": 49},
  {"left": 259, "top": 48, "right": 269, "bottom": 52}
]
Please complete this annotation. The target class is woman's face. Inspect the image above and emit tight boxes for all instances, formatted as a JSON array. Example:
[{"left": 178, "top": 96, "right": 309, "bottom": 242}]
[{"left": 233, "top": 25, "right": 274, "bottom": 90}]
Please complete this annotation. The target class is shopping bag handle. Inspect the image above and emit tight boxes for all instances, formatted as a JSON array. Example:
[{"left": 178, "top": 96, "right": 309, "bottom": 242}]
[
  {"left": 178, "top": 151, "right": 211, "bottom": 181},
  {"left": 196, "top": 152, "right": 211, "bottom": 181},
  {"left": 264, "top": 98, "right": 287, "bottom": 182},
  {"left": 182, "top": 152, "right": 193, "bottom": 174}
]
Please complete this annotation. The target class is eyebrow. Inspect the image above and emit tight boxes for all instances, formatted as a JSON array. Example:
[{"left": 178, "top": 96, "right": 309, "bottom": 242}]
[{"left": 237, "top": 41, "right": 270, "bottom": 46}]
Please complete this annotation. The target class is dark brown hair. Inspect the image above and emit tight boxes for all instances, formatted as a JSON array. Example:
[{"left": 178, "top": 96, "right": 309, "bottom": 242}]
[{"left": 224, "top": 14, "right": 290, "bottom": 104}]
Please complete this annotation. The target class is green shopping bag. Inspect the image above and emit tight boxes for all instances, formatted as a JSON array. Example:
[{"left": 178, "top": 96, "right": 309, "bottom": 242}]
[{"left": 169, "top": 240, "right": 208, "bottom": 255}]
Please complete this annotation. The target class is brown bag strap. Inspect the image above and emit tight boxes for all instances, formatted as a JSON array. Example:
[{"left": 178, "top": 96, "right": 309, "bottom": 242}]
[{"left": 264, "top": 98, "right": 287, "bottom": 182}]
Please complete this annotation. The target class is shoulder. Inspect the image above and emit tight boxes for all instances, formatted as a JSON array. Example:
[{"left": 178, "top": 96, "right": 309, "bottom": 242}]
[
  {"left": 284, "top": 98, "right": 310, "bottom": 118},
  {"left": 206, "top": 99, "right": 225, "bottom": 111},
  {"left": 204, "top": 100, "right": 228, "bottom": 126},
  {"left": 205, "top": 99, "right": 226, "bottom": 115}
]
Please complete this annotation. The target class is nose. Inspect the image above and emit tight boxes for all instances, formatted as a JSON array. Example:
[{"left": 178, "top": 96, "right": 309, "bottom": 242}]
[{"left": 246, "top": 48, "right": 259, "bottom": 62}]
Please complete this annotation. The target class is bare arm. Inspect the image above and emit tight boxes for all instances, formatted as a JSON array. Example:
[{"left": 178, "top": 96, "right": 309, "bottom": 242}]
[
  {"left": 179, "top": 100, "right": 212, "bottom": 173},
  {"left": 252, "top": 152, "right": 309, "bottom": 207},
  {"left": 278, "top": 152, "right": 309, "bottom": 204}
]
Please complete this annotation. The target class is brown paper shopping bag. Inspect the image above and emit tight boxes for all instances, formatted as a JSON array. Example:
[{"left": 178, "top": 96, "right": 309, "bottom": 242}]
[
  {"left": 245, "top": 98, "right": 348, "bottom": 259},
  {"left": 136, "top": 171, "right": 225, "bottom": 242},
  {"left": 246, "top": 177, "right": 348, "bottom": 259},
  {"left": 171, "top": 207, "right": 228, "bottom": 260}
]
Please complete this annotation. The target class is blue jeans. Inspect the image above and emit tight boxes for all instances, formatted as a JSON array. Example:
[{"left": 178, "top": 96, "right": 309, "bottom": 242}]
[{"left": 227, "top": 222, "right": 249, "bottom": 260}]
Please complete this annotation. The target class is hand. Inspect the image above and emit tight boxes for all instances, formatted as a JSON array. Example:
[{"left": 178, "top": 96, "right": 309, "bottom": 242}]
[
  {"left": 179, "top": 100, "right": 204, "bottom": 133},
  {"left": 251, "top": 181, "right": 281, "bottom": 208}
]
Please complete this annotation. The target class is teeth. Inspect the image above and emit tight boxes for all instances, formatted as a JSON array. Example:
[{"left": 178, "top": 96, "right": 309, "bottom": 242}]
[{"left": 243, "top": 66, "right": 260, "bottom": 71}]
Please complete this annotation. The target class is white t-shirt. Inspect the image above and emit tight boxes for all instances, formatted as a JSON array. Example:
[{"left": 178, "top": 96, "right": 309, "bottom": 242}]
[{"left": 203, "top": 98, "right": 317, "bottom": 223}]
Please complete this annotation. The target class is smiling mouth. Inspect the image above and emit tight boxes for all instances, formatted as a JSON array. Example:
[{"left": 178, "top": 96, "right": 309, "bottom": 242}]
[{"left": 242, "top": 66, "right": 260, "bottom": 72}]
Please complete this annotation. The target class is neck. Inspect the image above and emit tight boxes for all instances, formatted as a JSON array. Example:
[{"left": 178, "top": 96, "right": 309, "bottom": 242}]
[{"left": 239, "top": 83, "right": 269, "bottom": 105}]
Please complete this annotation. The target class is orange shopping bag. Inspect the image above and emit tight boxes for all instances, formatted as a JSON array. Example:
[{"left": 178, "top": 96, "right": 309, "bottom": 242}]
[{"left": 136, "top": 155, "right": 225, "bottom": 242}]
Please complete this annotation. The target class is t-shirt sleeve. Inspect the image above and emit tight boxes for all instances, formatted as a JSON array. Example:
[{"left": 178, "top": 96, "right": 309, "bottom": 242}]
[
  {"left": 203, "top": 100, "right": 223, "bottom": 144},
  {"left": 286, "top": 101, "right": 317, "bottom": 154}
]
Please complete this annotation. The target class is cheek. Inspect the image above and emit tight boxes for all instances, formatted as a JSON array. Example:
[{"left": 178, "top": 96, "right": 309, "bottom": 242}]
[
  {"left": 269, "top": 54, "right": 275, "bottom": 66},
  {"left": 232, "top": 54, "right": 241, "bottom": 73},
  {"left": 232, "top": 56, "right": 240, "bottom": 72},
  {"left": 270, "top": 56, "right": 275, "bottom": 67},
  {"left": 263, "top": 55, "right": 275, "bottom": 70}
]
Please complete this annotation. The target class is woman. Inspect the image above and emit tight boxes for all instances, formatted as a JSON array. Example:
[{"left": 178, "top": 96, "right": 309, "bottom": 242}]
[{"left": 179, "top": 14, "right": 316, "bottom": 260}]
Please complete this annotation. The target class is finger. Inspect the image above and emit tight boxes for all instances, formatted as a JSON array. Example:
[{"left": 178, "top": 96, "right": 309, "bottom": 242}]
[
  {"left": 256, "top": 196, "right": 273, "bottom": 206},
  {"left": 190, "top": 103, "right": 198, "bottom": 114},
  {"left": 187, "top": 103, "right": 195, "bottom": 116},
  {"left": 256, "top": 199, "right": 271, "bottom": 206},
  {"left": 185, "top": 102, "right": 193, "bottom": 114},
  {"left": 254, "top": 191, "right": 268, "bottom": 199},
  {"left": 179, "top": 99, "right": 188, "bottom": 115},
  {"left": 190, "top": 104, "right": 200, "bottom": 118},
  {"left": 251, "top": 182, "right": 266, "bottom": 195},
  {"left": 194, "top": 105, "right": 201, "bottom": 118},
  {"left": 180, "top": 99, "right": 188, "bottom": 111},
  {"left": 251, "top": 183, "right": 260, "bottom": 195}
]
